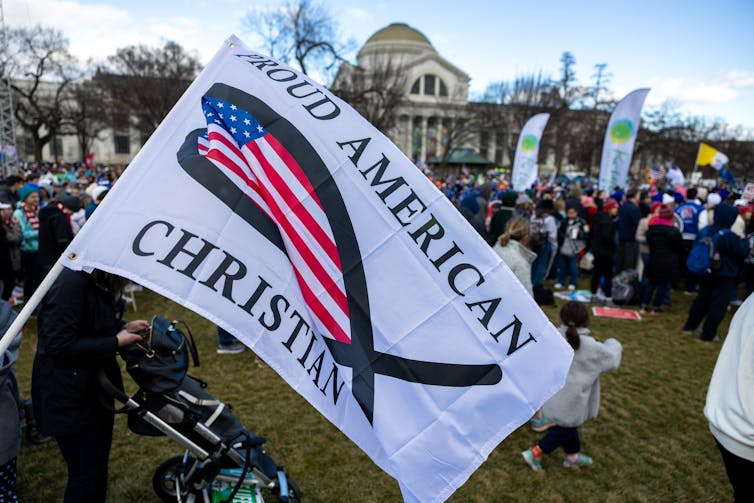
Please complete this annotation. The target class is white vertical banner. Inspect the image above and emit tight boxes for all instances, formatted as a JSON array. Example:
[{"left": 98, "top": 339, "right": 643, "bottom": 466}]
[
  {"left": 598, "top": 88, "right": 650, "bottom": 190},
  {"left": 511, "top": 113, "right": 549, "bottom": 191}
]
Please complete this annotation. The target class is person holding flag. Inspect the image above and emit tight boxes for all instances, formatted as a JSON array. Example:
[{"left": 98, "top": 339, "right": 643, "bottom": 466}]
[{"left": 32, "top": 269, "right": 148, "bottom": 502}]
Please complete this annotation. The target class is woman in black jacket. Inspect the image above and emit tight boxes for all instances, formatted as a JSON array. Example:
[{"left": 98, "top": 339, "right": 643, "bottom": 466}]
[
  {"left": 31, "top": 268, "right": 147, "bottom": 502},
  {"left": 589, "top": 198, "right": 618, "bottom": 303},
  {"left": 641, "top": 205, "right": 684, "bottom": 314}
]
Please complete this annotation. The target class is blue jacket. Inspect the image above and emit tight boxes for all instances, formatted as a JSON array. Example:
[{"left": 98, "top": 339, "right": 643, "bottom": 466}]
[
  {"left": 708, "top": 204, "right": 750, "bottom": 278},
  {"left": 617, "top": 201, "right": 641, "bottom": 242},
  {"left": 675, "top": 200, "right": 703, "bottom": 240}
]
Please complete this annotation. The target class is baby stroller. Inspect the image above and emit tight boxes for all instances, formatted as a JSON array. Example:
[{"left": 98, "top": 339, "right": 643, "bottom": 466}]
[{"left": 97, "top": 316, "right": 301, "bottom": 502}]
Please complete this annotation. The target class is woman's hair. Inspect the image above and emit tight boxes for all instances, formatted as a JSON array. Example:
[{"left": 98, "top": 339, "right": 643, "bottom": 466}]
[
  {"left": 559, "top": 301, "right": 589, "bottom": 350},
  {"left": 498, "top": 216, "right": 529, "bottom": 247},
  {"left": 91, "top": 269, "right": 128, "bottom": 301}
]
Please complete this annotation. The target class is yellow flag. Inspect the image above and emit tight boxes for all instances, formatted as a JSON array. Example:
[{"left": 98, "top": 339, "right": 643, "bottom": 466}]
[{"left": 696, "top": 143, "right": 729, "bottom": 170}]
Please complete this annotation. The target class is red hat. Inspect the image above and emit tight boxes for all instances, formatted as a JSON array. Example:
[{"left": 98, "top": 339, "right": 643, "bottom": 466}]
[
  {"left": 658, "top": 204, "right": 674, "bottom": 220},
  {"left": 650, "top": 202, "right": 662, "bottom": 214},
  {"left": 603, "top": 198, "right": 618, "bottom": 211}
]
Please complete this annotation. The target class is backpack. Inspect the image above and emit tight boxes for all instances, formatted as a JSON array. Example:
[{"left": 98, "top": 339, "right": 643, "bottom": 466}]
[
  {"left": 119, "top": 316, "right": 200, "bottom": 393},
  {"left": 612, "top": 269, "right": 640, "bottom": 305},
  {"left": 687, "top": 228, "right": 728, "bottom": 275},
  {"left": 529, "top": 217, "right": 548, "bottom": 247}
]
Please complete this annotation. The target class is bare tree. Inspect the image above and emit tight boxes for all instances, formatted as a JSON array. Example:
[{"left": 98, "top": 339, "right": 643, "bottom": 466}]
[
  {"left": 477, "top": 72, "right": 558, "bottom": 165},
  {"left": 589, "top": 63, "right": 613, "bottom": 111},
  {"left": 4, "top": 26, "right": 78, "bottom": 161},
  {"left": 64, "top": 79, "right": 109, "bottom": 160},
  {"left": 330, "top": 54, "right": 407, "bottom": 133},
  {"left": 245, "top": 0, "right": 353, "bottom": 78},
  {"left": 94, "top": 41, "right": 201, "bottom": 133}
]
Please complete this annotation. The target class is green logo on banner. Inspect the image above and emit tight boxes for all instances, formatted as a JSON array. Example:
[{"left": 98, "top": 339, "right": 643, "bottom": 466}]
[
  {"left": 520, "top": 134, "right": 538, "bottom": 153},
  {"left": 610, "top": 120, "right": 634, "bottom": 144}
]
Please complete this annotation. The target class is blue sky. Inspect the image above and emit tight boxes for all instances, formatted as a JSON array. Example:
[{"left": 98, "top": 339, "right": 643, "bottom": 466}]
[{"left": 6, "top": 0, "right": 754, "bottom": 131}]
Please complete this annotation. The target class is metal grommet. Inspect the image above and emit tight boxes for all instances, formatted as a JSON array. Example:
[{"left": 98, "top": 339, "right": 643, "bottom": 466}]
[{"left": 67, "top": 252, "right": 77, "bottom": 260}]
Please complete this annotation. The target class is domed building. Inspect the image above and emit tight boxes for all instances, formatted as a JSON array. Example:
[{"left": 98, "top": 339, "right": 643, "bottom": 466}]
[{"left": 333, "top": 23, "right": 494, "bottom": 167}]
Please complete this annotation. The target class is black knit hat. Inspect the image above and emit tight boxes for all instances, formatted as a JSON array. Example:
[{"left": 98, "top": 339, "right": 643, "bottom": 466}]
[
  {"left": 57, "top": 195, "right": 82, "bottom": 212},
  {"left": 536, "top": 199, "right": 554, "bottom": 211}
]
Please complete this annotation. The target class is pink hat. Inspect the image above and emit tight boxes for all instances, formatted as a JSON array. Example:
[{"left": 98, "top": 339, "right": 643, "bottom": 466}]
[{"left": 658, "top": 204, "right": 674, "bottom": 220}]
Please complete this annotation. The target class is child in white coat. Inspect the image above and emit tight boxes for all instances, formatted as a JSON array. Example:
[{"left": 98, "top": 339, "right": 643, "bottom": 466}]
[{"left": 522, "top": 301, "right": 622, "bottom": 470}]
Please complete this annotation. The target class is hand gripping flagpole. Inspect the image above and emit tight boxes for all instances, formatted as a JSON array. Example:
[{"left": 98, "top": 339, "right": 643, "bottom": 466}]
[{"left": 0, "top": 259, "right": 65, "bottom": 356}]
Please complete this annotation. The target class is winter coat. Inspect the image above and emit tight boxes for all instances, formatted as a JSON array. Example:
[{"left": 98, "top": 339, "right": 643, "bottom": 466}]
[
  {"left": 590, "top": 211, "right": 616, "bottom": 258},
  {"left": 0, "top": 184, "right": 18, "bottom": 207},
  {"left": 705, "top": 294, "right": 754, "bottom": 462},
  {"left": 70, "top": 209, "right": 86, "bottom": 235},
  {"left": 3, "top": 217, "right": 22, "bottom": 272},
  {"left": 557, "top": 217, "right": 589, "bottom": 257},
  {"left": 14, "top": 205, "right": 38, "bottom": 253},
  {"left": 707, "top": 204, "right": 750, "bottom": 278},
  {"left": 700, "top": 208, "right": 746, "bottom": 238},
  {"left": 31, "top": 268, "right": 125, "bottom": 437},
  {"left": 0, "top": 301, "right": 21, "bottom": 465},
  {"left": 493, "top": 239, "right": 536, "bottom": 297},
  {"left": 635, "top": 217, "right": 650, "bottom": 255},
  {"left": 0, "top": 223, "right": 15, "bottom": 281},
  {"left": 459, "top": 205, "right": 488, "bottom": 241},
  {"left": 542, "top": 327, "right": 622, "bottom": 428},
  {"left": 37, "top": 204, "right": 74, "bottom": 274},
  {"left": 675, "top": 200, "right": 703, "bottom": 240},
  {"left": 617, "top": 201, "right": 641, "bottom": 242},
  {"left": 488, "top": 206, "right": 515, "bottom": 245},
  {"left": 646, "top": 220, "right": 684, "bottom": 284}
]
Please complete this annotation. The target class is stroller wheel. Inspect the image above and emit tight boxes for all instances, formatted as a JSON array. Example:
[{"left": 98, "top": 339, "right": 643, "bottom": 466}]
[
  {"left": 153, "top": 455, "right": 203, "bottom": 502},
  {"left": 274, "top": 475, "right": 302, "bottom": 503}
]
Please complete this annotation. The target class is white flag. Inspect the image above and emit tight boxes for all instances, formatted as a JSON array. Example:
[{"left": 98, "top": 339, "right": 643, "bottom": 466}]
[
  {"left": 598, "top": 88, "right": 650, "bottom": 190},
  {"left": 62, "top": 36, "right": 572, "bottom": 502},
  {"left": 511, "top": 113, "right": 549, "bottom": 191}
]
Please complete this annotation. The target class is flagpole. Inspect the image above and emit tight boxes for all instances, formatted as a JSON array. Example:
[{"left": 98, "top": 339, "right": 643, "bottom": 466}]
[
  {"left": 0, "top": 260, "right": 65, "bottom": 356},
  {"left": 691, "top": 143, "right": 702, "bottom": 179}
]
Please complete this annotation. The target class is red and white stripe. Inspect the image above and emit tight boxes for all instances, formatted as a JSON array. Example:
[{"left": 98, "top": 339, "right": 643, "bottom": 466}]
[{"left": 198, "top": 123, "right": 351, "bottom": 344}]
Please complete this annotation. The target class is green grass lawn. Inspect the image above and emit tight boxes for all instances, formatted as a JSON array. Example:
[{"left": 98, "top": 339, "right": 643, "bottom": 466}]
[{"left": 11, "top": 279, "right": 735, "bottom": 502}]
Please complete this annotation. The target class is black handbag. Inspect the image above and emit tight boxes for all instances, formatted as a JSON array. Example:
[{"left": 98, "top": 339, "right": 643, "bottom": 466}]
[{"left": 120, "top": 316, "right": 200, "bottom": 393}]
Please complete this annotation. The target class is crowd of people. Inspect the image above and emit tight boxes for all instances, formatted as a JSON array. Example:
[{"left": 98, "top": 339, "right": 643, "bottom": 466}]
[
  {"left": 435, "top": 170, "right": 753, "bottom": 499},
  {"left": 0, "top": 162, "right": 126, "bottom": 503},
  {"left": 0, "top": 164, "right": 117, "bottom": 308},
  {"left": 438, "top": 172, "right": 754, "bottom": 341}
]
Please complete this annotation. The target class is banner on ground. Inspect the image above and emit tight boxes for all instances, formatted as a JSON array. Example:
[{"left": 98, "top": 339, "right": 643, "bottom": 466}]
[
  {"left": 696, "top": 143, "right": 728, "bottom": 170},
  {"left": 511, "top": 113, "right": 549, "bottom": 190},
  {"left": 60, "top": 36, "right": 572, "bottom": 502},
  {"left": 598, "top": 88, "right": 650, "bottom": 190}
]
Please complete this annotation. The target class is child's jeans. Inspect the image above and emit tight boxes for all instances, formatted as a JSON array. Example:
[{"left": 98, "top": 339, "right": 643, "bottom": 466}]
[
  {"left": 537, "top": 426, "right": 581, "bottom": 454},
  {"left": 557, "top": 255, "right": 579, "bottom": 287}
]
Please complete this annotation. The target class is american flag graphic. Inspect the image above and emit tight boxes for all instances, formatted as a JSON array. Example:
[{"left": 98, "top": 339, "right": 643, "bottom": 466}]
[
  {"left": 648, "top": 164, "right": 666, "bottom": 180},
  {"left": 197, "top": 96, "right": 351, "bottom": 344}
]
